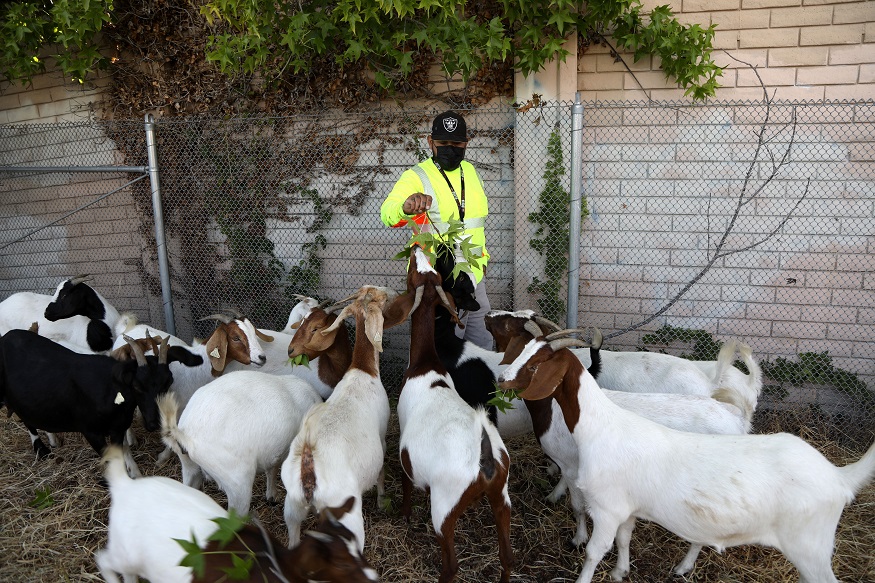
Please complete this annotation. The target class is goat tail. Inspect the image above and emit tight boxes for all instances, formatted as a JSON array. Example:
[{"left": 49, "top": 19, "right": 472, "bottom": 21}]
[
  {"left": 711, "top": 386, "right": 754, "bottom": 425},
  {"left": 292, "top": 404, "right": 327, "bottom": 504},
  {"left": 114, "top": 312, "right": 139, "bottom": 338},
  {"left": 475, "top": 408, "right": 508, "bottom": 480},
  {"left": 712, "top": 339, "right": 738, "bottom": 388},
  {"left": 838, "top": 439, "right": 875, "bottom": 497},
  {"left": 101, "top": 444, "right": 131, "bottom": 486},
  {"left": 736, "top": 341, "right": 763, "bottom": 400},
  {"left": 157, "top": 392, "right": 185, "bottom": 456}
]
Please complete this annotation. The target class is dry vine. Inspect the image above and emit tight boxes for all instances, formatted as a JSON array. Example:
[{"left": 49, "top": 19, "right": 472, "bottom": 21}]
[{"left": 605, "top": 58, "right": 811, "bottom": 341}]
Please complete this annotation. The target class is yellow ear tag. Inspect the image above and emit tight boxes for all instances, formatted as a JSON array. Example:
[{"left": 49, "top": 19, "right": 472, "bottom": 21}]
[
  {"left": 114, "top": 392, "right": 125, "bottom": 405},
  {"left": 209, "top": 348, "right": 220, "bottom": 358}
]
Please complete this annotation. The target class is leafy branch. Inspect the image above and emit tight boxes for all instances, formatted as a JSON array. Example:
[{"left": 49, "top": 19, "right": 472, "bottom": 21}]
[
  {"left": 393, "top": 214, "right": 483, "bottom": 282},
  {"left": 487, "top": 382, "right": 522, "bottom": 413},
  {"left": 175, "top": 509, "right": 254, "bottom": 580}
]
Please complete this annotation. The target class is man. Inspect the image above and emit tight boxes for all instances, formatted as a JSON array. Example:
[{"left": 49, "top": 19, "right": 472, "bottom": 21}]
[{"left": 380, "top": 110, "right": 493, "bottom": 349}]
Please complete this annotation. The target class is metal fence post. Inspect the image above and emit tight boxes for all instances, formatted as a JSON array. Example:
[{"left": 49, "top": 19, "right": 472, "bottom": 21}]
[
  {"left": 144, "top": 114, "right": 176, "bottom": 335},
  {"left": 567, "top": 93, "right": 584, "bottom": 329}
]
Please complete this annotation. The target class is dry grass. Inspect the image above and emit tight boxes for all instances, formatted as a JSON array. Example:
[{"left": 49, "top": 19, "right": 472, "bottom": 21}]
[{"left": 1, "top": 405, "right": 873, "bottom": 583}]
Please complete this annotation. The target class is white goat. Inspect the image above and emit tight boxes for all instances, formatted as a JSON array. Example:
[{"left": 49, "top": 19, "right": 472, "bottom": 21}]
[
  {"left": 383, "top": 246, "right": 513, "bottom": 583},
  {"left": 569, "top": 331, "right": 761, "bottom": 417},
  {"left": 0, "top": 276, "right": 135, "bottom": 353},
  {"left": 499, "top": 338, "right": 875, "bottom": 583},
  {"left": 281, "top": 286, "right": 392, "bottom": 552},
  {"left": 159, "top": 370, "right": 322, "bottom": 515},
  {"left": 283, "top": 295, "right": 322, "bottom": 333},
  {"left": 95, "top": 444, "right": 228, "bottom": 583}
]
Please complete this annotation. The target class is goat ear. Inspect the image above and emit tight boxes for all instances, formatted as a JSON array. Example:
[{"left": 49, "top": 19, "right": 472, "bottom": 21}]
[
  {"left": 382, "top": 292, "right": 415, "bottom": 329},
  {"left": 364, "top": 303, "right": 384, "bottom": 353},
  {"left": 167, "top": 346, "right": 204, "bottom": 368},
  {"left": 500, "top": 336, "right": 528, "bottom": 365},
  {"left": 520, "top": 357, "right": 567, "bottom": 400},
  {"left": 255, "top": 329, "right": 274, "bottom": 342},
  {"left": 290, "top": 320, "right": 302, "bottom": 330},
  {"left": 205, "top": 327, "right": 228, "bottom": 375}
]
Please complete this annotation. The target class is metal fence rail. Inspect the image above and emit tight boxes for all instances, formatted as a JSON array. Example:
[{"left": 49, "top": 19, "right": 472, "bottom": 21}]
[{"left": 1, "top": 100, "right": 872, "bottom": 447}]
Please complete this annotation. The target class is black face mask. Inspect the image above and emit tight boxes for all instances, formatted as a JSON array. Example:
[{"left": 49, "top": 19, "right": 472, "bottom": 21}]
[{"left": 433, "top": 145, "right": 465, "bottom": 171}]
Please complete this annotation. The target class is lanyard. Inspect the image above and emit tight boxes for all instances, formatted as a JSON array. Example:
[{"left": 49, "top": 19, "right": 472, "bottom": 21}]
[{"left": 433, "top": 159, "right": 465, "bottom": 221}]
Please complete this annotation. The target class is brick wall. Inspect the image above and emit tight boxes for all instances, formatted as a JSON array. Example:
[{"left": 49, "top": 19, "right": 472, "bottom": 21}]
[
  {"left": 0, "top": 69, "right": 110, "bottom": 124},
  {"left": 576, "top": 101, "right": 874, "bottom": 391},
  {"left": 577, "top": 0, "right": 875, "bottom": 101}
]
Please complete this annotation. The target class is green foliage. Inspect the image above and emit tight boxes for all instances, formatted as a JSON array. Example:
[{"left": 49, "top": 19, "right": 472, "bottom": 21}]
[
  {"left": 527, "top": 127, "right": 588, "bottom": 325},
  {"left": 760, "top": 352, "right": 873, "bottom": 407},
  {"left": 393, "top": 214, "right": 482, "bottom": 281},
  {"left": 28, "top": 487, "right": 55, "bottom": 510},
  {"left": 641, "top": 324, "right": 722, "bottom": 362},
  {"left": 175, "top": 509, "right": 253, "bottom": 580},
  {"left": 1, "top": 0, "right": 721, "bottom": 100},
  {"left": 488, "top": 382, "right": 521, "bottom": 413},
  {"left": 0, "top": 0, "right": 110, "bottom": 84},
  {"left": 288, "top": 353, "right": 311, "bottom": 367}
]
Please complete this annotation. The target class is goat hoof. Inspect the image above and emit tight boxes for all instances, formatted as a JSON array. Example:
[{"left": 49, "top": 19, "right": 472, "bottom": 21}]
[
  {"left": 610, "top": 567, "right": 629, "bottom": 581},
  {"left": 33, "top": 444, "right": 52, "bottom": 459},
  {"left": 266, "top": 497, "right": 280, "bottom": 506}
]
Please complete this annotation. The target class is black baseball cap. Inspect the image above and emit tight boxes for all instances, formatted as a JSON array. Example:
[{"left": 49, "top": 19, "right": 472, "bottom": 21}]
[{"left": 431, "top": 111, "right": 467, "bottom": 142}]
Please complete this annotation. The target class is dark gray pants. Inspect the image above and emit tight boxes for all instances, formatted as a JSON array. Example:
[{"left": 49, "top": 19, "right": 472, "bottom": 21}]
[{"left": 455, "top": 278, "right": 493, "bottom": 350}]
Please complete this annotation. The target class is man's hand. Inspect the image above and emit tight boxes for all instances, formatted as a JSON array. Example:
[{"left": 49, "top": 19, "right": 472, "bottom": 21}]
[{"left": 403, "top": 193, "right": 432, "bottom": 215}]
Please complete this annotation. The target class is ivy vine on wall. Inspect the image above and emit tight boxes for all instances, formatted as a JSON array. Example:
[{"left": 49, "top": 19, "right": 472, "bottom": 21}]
[{"left": 527, "top": 126, "right": 589, "bottom": 325}]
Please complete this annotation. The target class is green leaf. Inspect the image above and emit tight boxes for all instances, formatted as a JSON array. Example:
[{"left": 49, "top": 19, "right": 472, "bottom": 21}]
[
  {"left": 287, "top": 353, "right": 310, "bottom": 368},
  {"left": 28, "top": 487, "right": 55, "bottom": 510},
  {"left": 175, "top": 535, "right": 207, "bottom": 578},
  {"left": 223, "top": 553, "right": 255, "bottom": 579}
]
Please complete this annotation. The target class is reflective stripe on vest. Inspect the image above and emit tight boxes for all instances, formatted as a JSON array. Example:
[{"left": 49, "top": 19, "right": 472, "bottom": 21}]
[{"left": 410, "top": 166, "right": 485, "bottom": 231}]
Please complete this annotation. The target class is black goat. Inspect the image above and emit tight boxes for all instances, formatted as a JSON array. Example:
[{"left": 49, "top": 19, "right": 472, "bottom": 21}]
[{"left": 0, "top": 329, "right": 202, "bottom": 474}]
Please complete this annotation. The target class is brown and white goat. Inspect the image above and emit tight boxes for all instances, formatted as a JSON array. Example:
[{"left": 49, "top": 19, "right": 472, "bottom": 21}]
[
  {"left": 285, "top": 305, "right": 353, "bottom": 399},
  {"left": 281, "top": 286, "right": 393, "bottom": 552},
  {"left": 499, "top": 338, "right": 875, "bottom": 583},
  {"left": 383, "top": 246, "right": 513, "bottom": 583},
  {"left": 192, "top": 498, "right": 379, "bottom": 583}
]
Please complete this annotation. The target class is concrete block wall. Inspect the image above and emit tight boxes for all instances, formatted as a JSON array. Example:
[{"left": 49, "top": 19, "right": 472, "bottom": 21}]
[
  {"left": 0, "top": 69, "right": 110, "bottom": 124},
  {"left": 577, "top": 0, "right": 875, "bottom": 101},
  {"left": 0, "top": 116, "right": 161, "bottom": 329},
  {"left": 577, "top": 101, "right": 874, "bottom": 390}
]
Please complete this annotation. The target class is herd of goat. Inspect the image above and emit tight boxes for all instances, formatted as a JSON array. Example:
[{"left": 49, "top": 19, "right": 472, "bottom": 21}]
[{"left": 1, "top": 249, "right": 873, "bottom": 583}]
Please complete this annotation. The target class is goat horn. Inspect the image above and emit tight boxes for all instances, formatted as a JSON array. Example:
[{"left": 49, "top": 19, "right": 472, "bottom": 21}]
[
  {"left": 548, "top": 338, "right": 590, "bottom": 351},
  {"left": 292, "top": 294, "right": 311, "bottom": 301},
  {"left": 544, "top": 328, "right": 589, "bottom": 342},
  {"left": 123, "top": 334, "right": 148, "bottom": 366},
  {"left": 69, "top": 274, "right": 92, "bottom": 286},
  {"left": 199, "top": 314, "right": 233, "bottom": 324},
  {"left": 323, "top": 303, "right": 356, "bottom": 334},
  {"left": 158, "top": 335, "right": 170, "bottom": 364},
  {"left": 222, "top": 307, "right": 244, "bottom": 319},
  {"left": 533, "top": 315, "right": 563, "bottom": 332},
  {"left": 316, "top": 298, "right": 334, "bottom": 309},
  {"left": 410, "top": 285, "right": 425, "bottom": 314},
  {"left": 523, "top": 321, "right": 542, "bottom": 338}
]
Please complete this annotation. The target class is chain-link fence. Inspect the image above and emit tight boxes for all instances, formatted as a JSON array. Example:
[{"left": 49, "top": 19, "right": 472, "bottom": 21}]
[{"left": 1, "top": 100, "right": 872, "bottom": 447}]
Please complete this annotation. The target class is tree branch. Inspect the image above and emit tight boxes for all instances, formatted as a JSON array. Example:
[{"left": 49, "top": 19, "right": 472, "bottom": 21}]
[{"left": 604, "top": 59, "right": 811, "bottom": 341}]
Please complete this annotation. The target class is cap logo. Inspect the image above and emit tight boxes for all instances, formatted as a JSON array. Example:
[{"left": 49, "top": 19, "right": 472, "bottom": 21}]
[{"left": 443, "top": 117, "right": 458, "bottom": 133}]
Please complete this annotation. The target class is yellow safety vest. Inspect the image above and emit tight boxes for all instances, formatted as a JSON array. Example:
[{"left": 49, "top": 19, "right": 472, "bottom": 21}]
[{"left": 381, "top": 159, "right": 489, "bottom": 282}]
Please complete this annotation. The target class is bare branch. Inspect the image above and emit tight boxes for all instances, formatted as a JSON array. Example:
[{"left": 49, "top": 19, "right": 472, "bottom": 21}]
[{"left": 605, "top": 60, "right": 811, "bottom": 341}]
